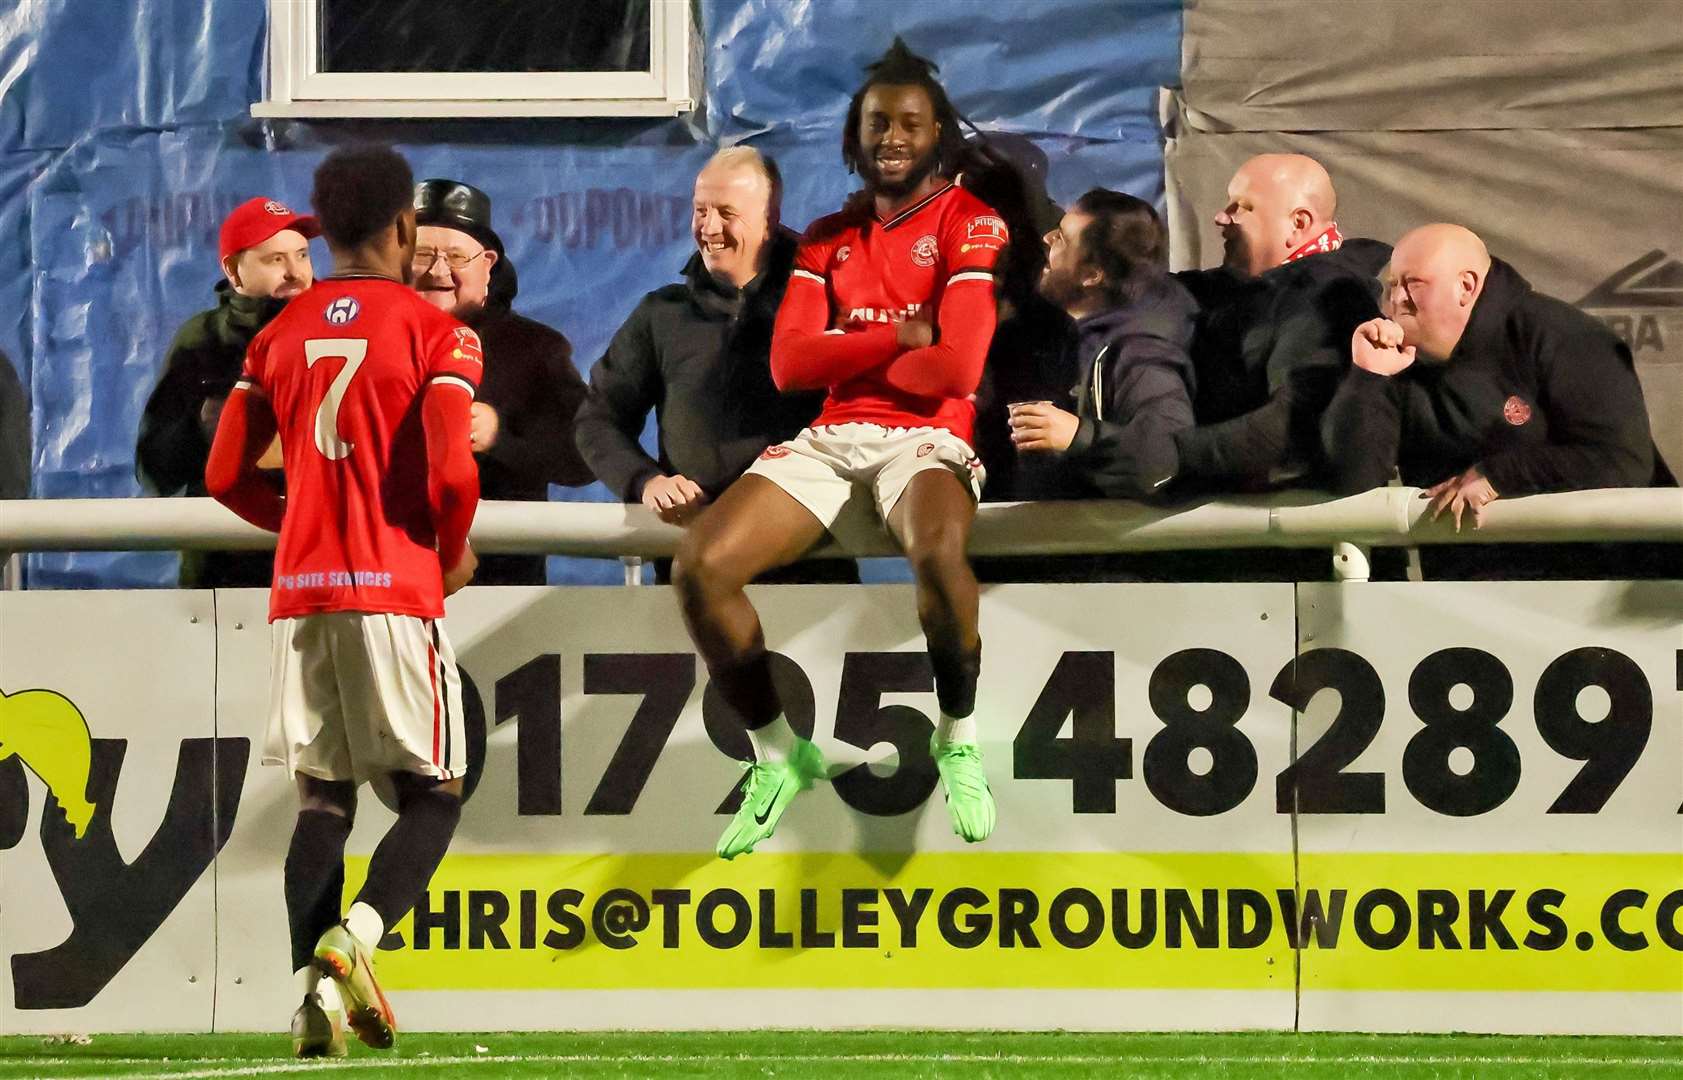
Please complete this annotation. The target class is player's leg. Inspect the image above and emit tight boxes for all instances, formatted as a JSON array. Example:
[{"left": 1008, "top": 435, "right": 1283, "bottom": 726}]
[
  {"left": 886, "top": 462, "right": 994, "bottom": 843},
  {"left": 672, "top": 471, "right": 832, "bottom": 858},
  {"left": 286, "top": 775, "right": 354, "bottom": 1057},
  {"left": 268, "top": 615, "right": 354, "bottom": 1057},
  {"left": 316, "top": 769, "right": 463, "bottom": 1049},
  {"left": 310, "top": 614, "right": 466, "bottom": 1048}
]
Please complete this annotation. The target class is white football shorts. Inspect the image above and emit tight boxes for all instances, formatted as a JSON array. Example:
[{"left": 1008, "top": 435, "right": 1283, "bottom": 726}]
[
  {"left": 744, "top": 422, "right": 985, "bottom": 532},
  {"left": 265, "top": 612, "right": 466, "bottom": 784}
]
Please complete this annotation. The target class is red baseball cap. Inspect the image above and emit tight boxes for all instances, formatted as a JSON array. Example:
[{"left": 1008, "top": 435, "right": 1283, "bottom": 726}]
[{"left": 219, "top": 196, "right": 320, "bottom": 262}]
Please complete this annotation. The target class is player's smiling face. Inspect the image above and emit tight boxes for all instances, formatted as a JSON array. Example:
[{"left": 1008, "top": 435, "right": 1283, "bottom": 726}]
[{"left": 859, "top": 83, "right": 941, "bottom": 197}]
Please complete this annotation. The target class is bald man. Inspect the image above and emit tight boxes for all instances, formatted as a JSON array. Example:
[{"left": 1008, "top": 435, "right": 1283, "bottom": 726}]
[
  {"left": 1324, "top": 224, "right": 1671, "bottom": 564},
  {"left": 1172, "top": 153, "right": 1392, "bottom": 496},
  {"left": 575, "top": 148, "right": 850, "bottom": 583}
]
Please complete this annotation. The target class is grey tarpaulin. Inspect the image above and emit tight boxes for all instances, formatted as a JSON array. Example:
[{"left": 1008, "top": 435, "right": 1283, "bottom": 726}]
[{"left": 1165, "top": 0, "right": 1683, "bottom": 479}]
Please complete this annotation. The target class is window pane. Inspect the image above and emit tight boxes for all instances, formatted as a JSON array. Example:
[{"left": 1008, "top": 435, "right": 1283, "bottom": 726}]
[{"left": 318, "top": 0, "right": 652, "bottom": 74}]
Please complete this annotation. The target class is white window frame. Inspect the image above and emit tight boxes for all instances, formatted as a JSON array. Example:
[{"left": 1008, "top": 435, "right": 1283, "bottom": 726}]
[{"left": 253, "top": 0, "right": 698, "bottom": 118}]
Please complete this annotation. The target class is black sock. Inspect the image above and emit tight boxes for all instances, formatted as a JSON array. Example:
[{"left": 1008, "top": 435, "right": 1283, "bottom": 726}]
[
  {"left": 353, "top": 785, "right": 462, "bottom": 931},
  {"left": 931, "top": 643, "right": 982, "bottom": 719},
  {"left": 711, "top": 649, "right": 782, "bottom": 731},
  {"left": 285, "top": 809, "right": 353, "bottom": 973}
]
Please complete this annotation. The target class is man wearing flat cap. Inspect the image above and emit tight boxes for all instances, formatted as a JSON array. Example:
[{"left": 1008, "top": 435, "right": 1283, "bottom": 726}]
[
  {"left": 413, "top": 178, "right": 593, "bottom": 585},
  {"left": 137, "top": 195, "right": 318, "bottom": 586}
]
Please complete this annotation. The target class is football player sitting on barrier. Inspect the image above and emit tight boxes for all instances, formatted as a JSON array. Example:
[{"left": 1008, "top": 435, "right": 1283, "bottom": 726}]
[
  {"left": 671, "top": 39, "right": 1011, "bottom": 858},
  {"left": 1010, "top": 189, "right": 1196, "bottom": 501},
  {"left": 206, "top": 146, "right": 481, "bottom": 1057}
]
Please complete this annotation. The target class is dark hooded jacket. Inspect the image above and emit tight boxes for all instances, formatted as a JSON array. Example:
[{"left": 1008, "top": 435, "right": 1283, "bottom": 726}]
[
  {"left": 574, "top": 228, "right": 824, "bottom": 501},
  {"left": 1323, "top": 257, "right": 1667, "bottom": 495},
  {"left": 136, "top": 280, "right": 284, "bottom": 588},
  {"left": 466, "top": 251, "right": 593, "bottom": 585},
  {"left": 1174, "top": 238, "right": 1392, "bottom": 490},
  {"left": 1050, "top": 274, "right": 1198, "bottom": 500},
  {"left": 1322, "top": 257, "right": 1677, "bottom": 580}
]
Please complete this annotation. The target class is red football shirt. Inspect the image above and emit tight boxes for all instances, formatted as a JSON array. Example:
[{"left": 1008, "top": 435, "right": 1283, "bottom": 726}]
[
  {"left": 772, "top": 181, "right": 1007, "bottom": 442},
  {"left": 237, "top": 276, "right": 482, "bottom": 620}
]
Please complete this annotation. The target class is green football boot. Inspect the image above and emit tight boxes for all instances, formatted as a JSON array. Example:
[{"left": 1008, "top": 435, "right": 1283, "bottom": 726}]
[
  {"left": 717, "top": 737, "right": 826, "bottom": 860},
  {"left": 290, "top": 992, "right": 347, "bottom": 1058},
  {"left": 313, "top": 922, "right": 396, "bottom": 1049},
  {"left": 933, "top": 735, "right": 995, "bottom": 842}
]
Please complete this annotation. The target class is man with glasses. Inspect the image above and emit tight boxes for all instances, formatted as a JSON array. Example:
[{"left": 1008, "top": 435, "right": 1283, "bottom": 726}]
[{"left": 413, "top": 179, "right": 592, "bottom": 584}]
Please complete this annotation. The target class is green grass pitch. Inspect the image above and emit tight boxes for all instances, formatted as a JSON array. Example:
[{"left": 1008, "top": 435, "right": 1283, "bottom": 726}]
[{"left": 1, "top": 1031, "right": 1678, "bottom": 1079}]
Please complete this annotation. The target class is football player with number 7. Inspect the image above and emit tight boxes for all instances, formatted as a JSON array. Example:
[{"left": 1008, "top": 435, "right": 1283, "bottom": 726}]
[{"left": 206, "top": 146, "right": 482, "bottom": 1058}]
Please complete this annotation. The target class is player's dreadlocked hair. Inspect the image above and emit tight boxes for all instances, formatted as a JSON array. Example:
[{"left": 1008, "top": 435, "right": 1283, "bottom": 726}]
[
  {"left": 841, "top": 38, "right": 1046, "bottom": 308},
  {"left": 311, "top": 145, "right": 414, "bottom": 249},
  {"left": 841, "top": 38, "right": 970, "bottom": 182}
]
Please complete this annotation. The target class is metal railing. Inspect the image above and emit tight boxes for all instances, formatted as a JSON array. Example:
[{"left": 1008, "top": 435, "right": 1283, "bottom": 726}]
[{"left": 1, "top": 488, "right": 1677, "bottom": 584}]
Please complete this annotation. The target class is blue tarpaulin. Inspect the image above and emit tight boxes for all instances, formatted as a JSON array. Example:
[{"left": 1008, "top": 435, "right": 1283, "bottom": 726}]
[{"left": 0, "top": 0, "right": 1181, "bottom": 586}]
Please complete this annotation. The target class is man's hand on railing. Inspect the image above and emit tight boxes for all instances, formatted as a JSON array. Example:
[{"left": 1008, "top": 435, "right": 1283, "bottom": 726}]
[
  {"left": 641, "top": 474, "right": 709, "bottom": 525},
  {"left": 1423, "top": 465, "right": 1500, "bottom": 532}
]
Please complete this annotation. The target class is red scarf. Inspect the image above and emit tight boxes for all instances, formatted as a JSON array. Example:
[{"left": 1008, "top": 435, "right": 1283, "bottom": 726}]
[{"left": 1284, "top": 223, "right": 1343, "bottom": 264}]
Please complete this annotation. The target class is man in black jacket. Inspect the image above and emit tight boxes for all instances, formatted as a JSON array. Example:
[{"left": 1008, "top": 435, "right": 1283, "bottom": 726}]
[
  {"left": 1008, "top": 189, "right": 1196, "bottom": 500},
  {"left": 136, "top": 196, "right": 318, "bottom": 587},
  {"left": 1173, "top": 153, "right": 1390, "bottom": 491},
  {"left": 413, "top": 179, "right": 593, "bottom": 585},
  {"left": 575, "top": 148, "right": 847, "bottom": 582},
  {"left": 1324, "top": 223, "right": 1675, "bottom": 577}
]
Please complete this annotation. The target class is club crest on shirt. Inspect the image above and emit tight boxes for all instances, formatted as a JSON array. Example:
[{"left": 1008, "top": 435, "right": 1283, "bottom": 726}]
[
  {"left": 835, "top": 245, "right": 851, "bottom": 264},
  {"left": 1502, "top": 395, "right": 1533, "bottom": 426},
  {"left": 324, "top": 296, "right": 360, "bottom": 325},
  {"left": 911, "top": 234, "right": 939, "bottom": 267}
]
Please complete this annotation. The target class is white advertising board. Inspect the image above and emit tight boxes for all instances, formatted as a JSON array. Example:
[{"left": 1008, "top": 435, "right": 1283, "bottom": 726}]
[{"left": 2, "top": 581, "right": 1678, "bottom": 1035}]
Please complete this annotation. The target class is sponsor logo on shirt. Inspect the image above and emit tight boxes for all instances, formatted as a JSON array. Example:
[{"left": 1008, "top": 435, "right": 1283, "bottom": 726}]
[
  {"left": 846, "top": 303, "right": 924, "bottom": 325},
  {"left": 451, "top": 326, "right": 484, "bottom": 365},
  {"left": 1503, "top": 395, "right": 1533, "bottom": 426},
  {"left": 911, "top": 234, "right": 939, "bottom": 267},
  {"left": 324, "top": 296, "right": 360, "bottom": 325},
  {"left": 966, "top": 215, "right": 1007, "bottom": 245}
]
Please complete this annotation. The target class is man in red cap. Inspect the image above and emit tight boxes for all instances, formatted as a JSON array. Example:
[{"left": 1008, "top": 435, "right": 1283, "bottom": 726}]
[{"left": 136, "top": 196, "right": 320, "bottom": 586}]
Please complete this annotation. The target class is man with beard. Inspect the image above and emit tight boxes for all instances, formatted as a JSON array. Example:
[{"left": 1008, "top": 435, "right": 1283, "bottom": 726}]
[
  {"left": 573, "top": 147, "right": 849, "bottom": 582},
  {"left": 1324, "top": 223, "right": 1675, "bottom": 577},
  {"left": 413, "top": 179, "right": 592, "bottom": 584},
  {"left": 1010, "top": 189, "right": 1196, "bottom": 500},
  {"left": 672, "top": 39, "right": 1006, "bottom": 857},
  {"left": 1173, "top": 154, "right": 1391, "bottom": 492},
  {"left": 137, "top": 196, "right": 317, "bottom": 586}
]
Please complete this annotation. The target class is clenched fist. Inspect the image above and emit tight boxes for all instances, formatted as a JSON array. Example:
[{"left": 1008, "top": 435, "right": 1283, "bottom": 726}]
[{"left": 1351, "top": 318, "right": 1417, "bottom": 377}]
